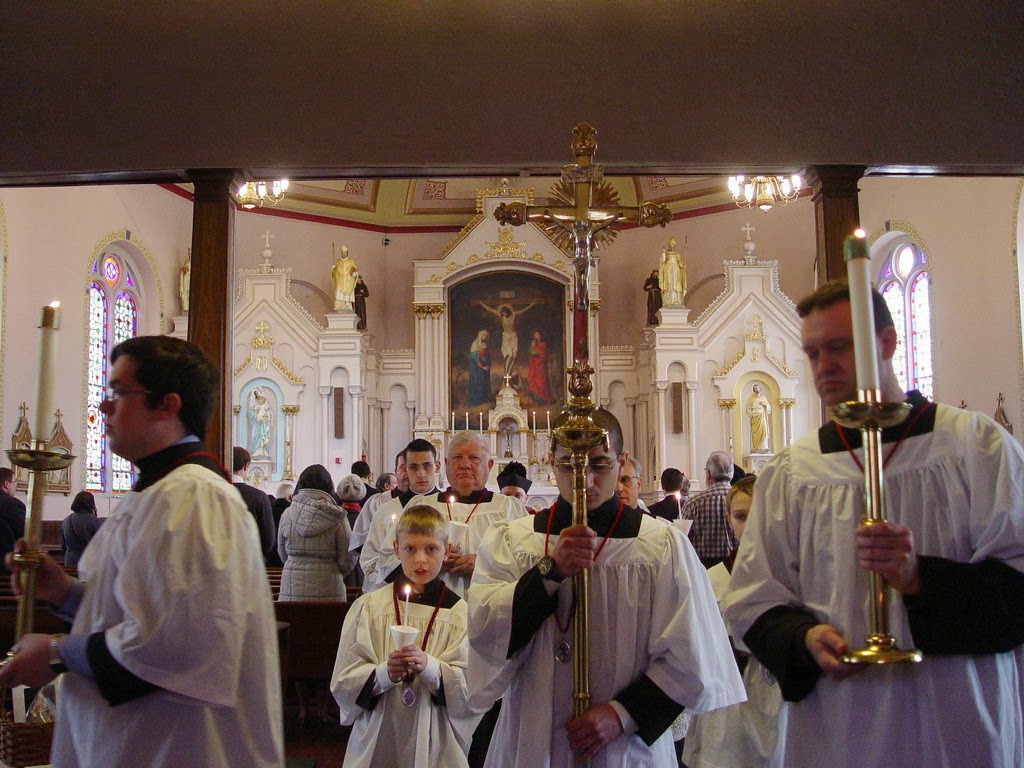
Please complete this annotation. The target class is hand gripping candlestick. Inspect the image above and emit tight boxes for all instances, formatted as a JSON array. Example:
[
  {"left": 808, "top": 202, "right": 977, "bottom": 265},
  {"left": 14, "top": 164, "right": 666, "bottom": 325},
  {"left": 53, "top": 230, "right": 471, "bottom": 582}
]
[
  {"left": 494, "top": 124, "right": 671, "bottom": 750},
  {"left": 833, "top": 232, "right": 921, "bottom": 665},
  {"left": 3, "top": 304, "right": 75, "bottom": 666}
]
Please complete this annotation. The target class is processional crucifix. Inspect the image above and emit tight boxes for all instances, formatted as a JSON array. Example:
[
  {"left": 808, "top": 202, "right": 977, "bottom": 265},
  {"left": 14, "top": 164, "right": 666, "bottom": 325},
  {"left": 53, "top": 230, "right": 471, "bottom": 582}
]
[{"left": 494, "top": 123, "right": 671, "bottom": 732}]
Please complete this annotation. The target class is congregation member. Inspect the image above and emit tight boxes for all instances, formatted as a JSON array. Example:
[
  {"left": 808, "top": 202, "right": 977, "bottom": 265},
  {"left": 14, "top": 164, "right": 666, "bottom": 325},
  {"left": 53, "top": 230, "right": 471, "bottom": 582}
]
[
  {"left": 615, "top": 456, "right": 649, "bottom": 512},
  {"left": 277, "top": 463, "right": 355, "bottom": 601},
  {"left": 361, "top": 439, "right": 443, "bottom": 593},
  {"left": 646, "top": 467, "right": 687, "bottom": 522},
  {"left": 725, "top": 280, "right": 1024, "bottom": 767},
  {"left": 468, "top": 409, "right": 745, "bottom": 767},
  {"left": 332, "top": 505, "right": 481, "bottom": 767},
  {"left": 681, "top": 450, "right": 737, "bottom": 568},
  {"left": 60, "top": 490, "right": 103, "bottom": 567},
  {"left": 0, "top": 467, "right": 25, "bottom": 576},
  {"left": 232, "top": 445, "right": 277, "bottom": 564},
  {"left": 408, "top": 430, "right": 529, "bottom": 599},
  {"left": 352, "top": 459, "right": 379, "bottom": 507},
  {"left": 351, "top": 450, "right": 408, "bottom": 552},
  {"left": 684, "top": 474, "right": 781, "bottom": 767},
  {"left": 0, "top": 335, "right": 282, "bottom": 767}
]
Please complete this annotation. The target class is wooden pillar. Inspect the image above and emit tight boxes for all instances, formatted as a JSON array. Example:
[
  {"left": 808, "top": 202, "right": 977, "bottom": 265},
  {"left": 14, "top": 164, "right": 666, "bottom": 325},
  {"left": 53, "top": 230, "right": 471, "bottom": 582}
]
[
  {"left": 187, "top": 169, "right": 239, "bottom": 468},
  {"left": 806, "top": 166, "right": 866, "bottom": 284}
]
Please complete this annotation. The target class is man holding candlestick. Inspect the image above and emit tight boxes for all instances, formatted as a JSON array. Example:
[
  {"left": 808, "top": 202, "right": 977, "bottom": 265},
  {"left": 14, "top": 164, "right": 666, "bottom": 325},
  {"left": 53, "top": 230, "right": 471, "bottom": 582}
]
[
  {"left": 725, "top": 279, "right": 1024, "bottom": 768},
  {"left": 0, "top": 335, "right": 282, "bottom": 767}
]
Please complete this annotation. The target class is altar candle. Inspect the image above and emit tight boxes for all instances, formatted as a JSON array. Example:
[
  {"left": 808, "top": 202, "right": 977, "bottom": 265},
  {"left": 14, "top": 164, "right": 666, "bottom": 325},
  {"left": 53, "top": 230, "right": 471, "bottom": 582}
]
[
  {"left": 451, "top": 411, "right": 455, "bottom": 431},
  {"left": 404, "top": 584, "right": 411, "bottom": 624},
  {"left": 532, "top": 411, "right": 536, "bottom": 431},
  {"left": 479, "top": 413, "right": 484, "bottom": 432},
  {"left": 465, "top": 412, "right": 469, "bottom": 430},
  {"left": 843, "top": 229, "right": 880, "bottom": 391},
  {"left": 546, "top": 410, "right": 551, "bottom": 432},
  {"left": 35, "top": 302, "right": 61, "bottom": 440}
]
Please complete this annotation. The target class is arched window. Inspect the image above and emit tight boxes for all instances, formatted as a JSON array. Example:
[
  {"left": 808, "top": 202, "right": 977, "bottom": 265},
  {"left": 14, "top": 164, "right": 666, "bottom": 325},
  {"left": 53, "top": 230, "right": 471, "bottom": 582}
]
[
  {"left": 878, "top": 241, "right": 933, "bottom": 400},
  {"left": 85, "top": 252, "right": 140, "bottom": 492}
]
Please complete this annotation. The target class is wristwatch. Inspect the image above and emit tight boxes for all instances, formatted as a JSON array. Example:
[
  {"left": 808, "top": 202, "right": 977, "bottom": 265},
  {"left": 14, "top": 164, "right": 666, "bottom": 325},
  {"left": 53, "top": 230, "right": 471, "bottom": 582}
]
[
  {"left": 49, "top": 633, "right": 67, "bottom": 675},
  {"left": 536, "top": 555, "right": 565, "bottom": 583}
]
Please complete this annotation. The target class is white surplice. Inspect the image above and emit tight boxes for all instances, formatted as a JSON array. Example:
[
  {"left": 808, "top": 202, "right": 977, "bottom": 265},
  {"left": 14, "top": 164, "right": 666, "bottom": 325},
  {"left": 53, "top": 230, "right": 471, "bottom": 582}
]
[
  {"left": 331, "top": 585, "right": 481, "bottom": 768},
  {"left": 468, "top": 513, "right": 746, "bottom": 768},
  {"left": 724, "top": 404, "right": 1024, "bottom": 768},
  {"left": 52, "top": 464, "right": 283, "bottom": 768}
]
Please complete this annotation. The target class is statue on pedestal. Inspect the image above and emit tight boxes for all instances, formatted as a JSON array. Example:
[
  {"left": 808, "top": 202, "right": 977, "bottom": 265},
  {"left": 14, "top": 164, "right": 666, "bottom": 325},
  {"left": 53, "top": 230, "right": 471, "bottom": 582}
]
[
  {"left": 659, "top": 237, "right": 686, "bottom": 305},
  {"left": 354, "top": 275, "right": 369, "bottom": 329},
  {"left": 178, "top": 250, "right": 191, "bottom": 313},
  {"left": 643, "top": 269, "right": 662, "bottom": 325},
  {"left": 746, "top": 383, "right": 772, "bottom": 453},
  {"left": 331, "top": 245, "right": 358, "bottom": 311}
]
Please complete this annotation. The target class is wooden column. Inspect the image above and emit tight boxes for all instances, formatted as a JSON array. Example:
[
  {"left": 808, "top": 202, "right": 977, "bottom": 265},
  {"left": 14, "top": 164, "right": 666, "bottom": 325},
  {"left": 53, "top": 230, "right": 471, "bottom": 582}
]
[
  {"left": 187, "top": 169, "right": 239, "bottom": 468},
  {"left": 806, "top": 166, "right": 866, "bottom": 284}
]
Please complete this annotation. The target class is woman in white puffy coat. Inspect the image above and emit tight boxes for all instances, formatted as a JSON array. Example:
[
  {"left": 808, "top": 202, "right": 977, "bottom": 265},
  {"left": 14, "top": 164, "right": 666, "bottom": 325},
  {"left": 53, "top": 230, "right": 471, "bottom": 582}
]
[{"left": 278, "top": 464, "right": 356, "bottom": 601}]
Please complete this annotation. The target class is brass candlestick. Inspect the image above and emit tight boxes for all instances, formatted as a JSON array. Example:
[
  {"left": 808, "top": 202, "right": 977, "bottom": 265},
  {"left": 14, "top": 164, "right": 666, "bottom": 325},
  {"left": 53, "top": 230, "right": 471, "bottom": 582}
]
[
  {"left": 4, "top": 443, "right": 75, "bottom": 658},
  {"left": 832, "top": 392, "right": 921, "bottom": 664}
]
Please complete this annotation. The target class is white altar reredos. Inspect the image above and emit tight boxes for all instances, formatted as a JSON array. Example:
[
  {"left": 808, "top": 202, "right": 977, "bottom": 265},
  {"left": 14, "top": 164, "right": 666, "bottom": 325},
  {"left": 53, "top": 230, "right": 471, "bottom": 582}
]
[{"left": 217, "top": 187, "right": 818, "bottom": 501}]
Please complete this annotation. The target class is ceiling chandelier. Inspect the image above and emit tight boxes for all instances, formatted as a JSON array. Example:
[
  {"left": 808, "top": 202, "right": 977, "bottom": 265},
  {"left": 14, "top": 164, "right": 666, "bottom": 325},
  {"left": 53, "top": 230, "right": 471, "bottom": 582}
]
[
  {"left": 727, "top": 174, "right": 802, "bottom": 212},
  {"left": 236, "top": 179, "right": 290, "bottom": 209}
]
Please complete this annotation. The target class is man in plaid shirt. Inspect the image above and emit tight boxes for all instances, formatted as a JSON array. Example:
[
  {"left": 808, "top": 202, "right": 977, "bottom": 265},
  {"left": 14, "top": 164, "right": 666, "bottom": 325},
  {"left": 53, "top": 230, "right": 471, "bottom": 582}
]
[{"left": 680, "top": 451, "right": 736, "bottom": 568}]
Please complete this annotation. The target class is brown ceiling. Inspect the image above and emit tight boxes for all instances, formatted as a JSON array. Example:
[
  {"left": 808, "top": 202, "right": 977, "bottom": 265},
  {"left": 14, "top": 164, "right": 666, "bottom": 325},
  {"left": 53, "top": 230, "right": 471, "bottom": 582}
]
[{"left": 3, "top": 2, "right": 1023, "bottom": 186}]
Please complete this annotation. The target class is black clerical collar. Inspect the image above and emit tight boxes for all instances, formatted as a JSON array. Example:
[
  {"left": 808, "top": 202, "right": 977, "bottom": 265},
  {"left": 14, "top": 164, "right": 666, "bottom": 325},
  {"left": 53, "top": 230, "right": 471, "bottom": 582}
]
[
  {"left": 385, "top": 570, "right": 461, "bottom": 607},
  {"left": 819, "top": 390, "right": 935, "bottom": 454},
  {"left": 132, "top": 441, "right": 228, "bottom": 493},
  {"left": 537, "top": 495, "right": 642, "bottom": 539},
  {"left": 438, "top": 488, "right": 493, "bottom": 504}
]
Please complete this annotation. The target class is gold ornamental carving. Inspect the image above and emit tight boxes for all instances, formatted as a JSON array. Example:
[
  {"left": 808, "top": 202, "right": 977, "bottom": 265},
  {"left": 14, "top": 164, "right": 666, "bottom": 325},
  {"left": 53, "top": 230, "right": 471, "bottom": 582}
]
[
  {"left": 413, "top": 303, "right": 446, "bottom": 319},
  {"left": 251, "top": 320, "right": 273, "bottom": 349},
  {"left": 282, "top": 405, "right": 300, "bottom": 415},
  {"left": 272, "top": 358, "right": 304, "bottom": 384},
  {"left": 766, "top": 348, "right": 798, "bottom": 376},
  {"left": 778, "top": 398, "right": 796, "bottom": 409},
  {"left": 718, "top": 399, "right": 737, "bottom": 410},
  {"left": 745, "top": 315, "right": 766, "bottom": 341},
  {"left": 484, "top": 227, "right": 529, "bottom": 260},
  {"left": 232, "top": 405, "right": 241, "bottom": 415},
  {"left": 713, "top": 351, "right": 746, "bottom": 377}
]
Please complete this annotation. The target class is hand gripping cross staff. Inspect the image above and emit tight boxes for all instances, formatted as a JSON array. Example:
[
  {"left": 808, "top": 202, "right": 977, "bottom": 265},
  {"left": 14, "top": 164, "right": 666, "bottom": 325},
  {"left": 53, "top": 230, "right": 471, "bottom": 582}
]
[{"left": 494, "top": 123, "right": 670, "bottom": 760}]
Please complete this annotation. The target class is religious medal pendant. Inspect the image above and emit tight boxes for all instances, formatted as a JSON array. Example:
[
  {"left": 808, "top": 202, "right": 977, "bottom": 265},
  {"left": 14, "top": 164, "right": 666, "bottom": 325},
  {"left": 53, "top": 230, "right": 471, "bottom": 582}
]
[
  {"left": 401, "top": 684, "right": 417, "bottom": 708},
  {"left": 555, "top": 639, "right": 572, "bottom": 664}
]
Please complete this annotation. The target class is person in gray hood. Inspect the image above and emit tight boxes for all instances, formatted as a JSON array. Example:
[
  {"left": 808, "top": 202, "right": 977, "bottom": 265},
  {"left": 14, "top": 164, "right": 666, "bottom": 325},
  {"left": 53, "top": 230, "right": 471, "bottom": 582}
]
[{"left": 277, "top": 464, "right": 356, "bottom": 601}]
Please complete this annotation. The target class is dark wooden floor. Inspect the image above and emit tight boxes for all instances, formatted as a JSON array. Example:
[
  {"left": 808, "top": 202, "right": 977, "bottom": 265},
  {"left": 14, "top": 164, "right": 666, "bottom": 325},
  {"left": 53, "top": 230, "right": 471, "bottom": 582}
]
[{"left": 284, "top": 689, "right": 349, "bottom": 768}]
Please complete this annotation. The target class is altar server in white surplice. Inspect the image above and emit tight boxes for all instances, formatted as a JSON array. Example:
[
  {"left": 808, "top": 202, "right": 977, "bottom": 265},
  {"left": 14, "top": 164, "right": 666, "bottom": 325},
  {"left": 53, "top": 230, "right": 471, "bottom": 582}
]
[
  {"left": 332, "top": 505, "right": 482, "bottom": 768},
  {"left": 468, "top": 409, "right": 745, "bottom": 768},
  {"left": 0, "top": 336, "right": 282, "bottom": 768},
  {"left": 724, "top": 280, "right": 1024, "bottom": 768},
  {"left": 404, "top": 430, "right": 529, "bottom": 599}
]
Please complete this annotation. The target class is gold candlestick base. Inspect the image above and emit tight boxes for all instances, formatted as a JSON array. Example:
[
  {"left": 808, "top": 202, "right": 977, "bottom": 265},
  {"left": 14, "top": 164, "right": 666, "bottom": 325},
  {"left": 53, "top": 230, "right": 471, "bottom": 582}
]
[
  {"left": 830, "top": 400, "right": 911, "bottom": 429},
  {"left": 842, "top": 634, "right": 923, "bottom": 665}
]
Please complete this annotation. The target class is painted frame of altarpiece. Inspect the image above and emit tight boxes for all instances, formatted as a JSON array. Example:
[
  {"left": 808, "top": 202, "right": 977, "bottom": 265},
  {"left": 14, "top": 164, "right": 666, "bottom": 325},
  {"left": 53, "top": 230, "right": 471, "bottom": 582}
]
[{"left": 449, "top": 272, "right": 565, "bottom": 430}]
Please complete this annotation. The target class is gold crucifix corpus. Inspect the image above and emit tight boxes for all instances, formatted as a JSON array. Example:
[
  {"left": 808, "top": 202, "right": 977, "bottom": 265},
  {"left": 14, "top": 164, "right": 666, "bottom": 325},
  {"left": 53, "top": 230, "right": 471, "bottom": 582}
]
[{"left": 494, "top": 123, "right": 671, "bottom": 729}]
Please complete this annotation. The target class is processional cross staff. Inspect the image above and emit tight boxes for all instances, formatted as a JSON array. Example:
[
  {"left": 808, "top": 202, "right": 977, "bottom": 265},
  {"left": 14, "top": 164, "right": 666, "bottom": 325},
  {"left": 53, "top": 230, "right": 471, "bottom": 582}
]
[{"left": 494, "top": 123, "right": 671, "bottom": 730}]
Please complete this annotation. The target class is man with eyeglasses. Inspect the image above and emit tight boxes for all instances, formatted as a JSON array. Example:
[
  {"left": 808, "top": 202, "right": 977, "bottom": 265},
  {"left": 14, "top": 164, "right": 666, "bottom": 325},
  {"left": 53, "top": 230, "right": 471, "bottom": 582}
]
[
  {"left": 615, "top": 456, "right": 650, "bottom": 513},
  {"left": 0, "top": 336, "right": 283, "bottom": 767},
  {"left": 468, "top": 408, "right": 743, "bottom": 767}
]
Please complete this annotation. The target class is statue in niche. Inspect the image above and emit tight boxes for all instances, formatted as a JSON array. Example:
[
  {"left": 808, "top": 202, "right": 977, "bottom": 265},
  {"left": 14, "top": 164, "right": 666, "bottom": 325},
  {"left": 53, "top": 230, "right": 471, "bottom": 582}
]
[
  {"left": 331, "top": 245, "right": 359, "bottom": 311},
  {"left": 249, "top": 387, "right": 273, "bottom": 459},
  {"left": 659, "top": 237, "right": 686, "bottom": 305},
  {"left": 178, "top": 249, "right": 191, "bottom": 313},
  {"left": 354, "top": 274, "right": 369, "bottom": 329},
  {"left": 746, "top": 383, "right": 772, "bottom": 453},
  {"left": 643, "top": 269, "right": 662, "bottom": 325}
]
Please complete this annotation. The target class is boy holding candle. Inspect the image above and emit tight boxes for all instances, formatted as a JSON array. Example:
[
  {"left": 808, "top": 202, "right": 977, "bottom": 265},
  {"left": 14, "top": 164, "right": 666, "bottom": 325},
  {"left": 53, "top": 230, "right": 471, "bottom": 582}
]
[{"left": 332, "top": 504, "right": 480, "bottom": 768}]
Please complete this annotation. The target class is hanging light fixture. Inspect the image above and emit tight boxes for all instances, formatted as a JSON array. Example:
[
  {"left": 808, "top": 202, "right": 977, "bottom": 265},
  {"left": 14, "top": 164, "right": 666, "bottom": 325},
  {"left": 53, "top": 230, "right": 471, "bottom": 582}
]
[
  {"left": 727, "top": 174, "right": 802, "bottom": 212},
  {"left": 236, "top": 179, "right": 290, "bottom": 209}
]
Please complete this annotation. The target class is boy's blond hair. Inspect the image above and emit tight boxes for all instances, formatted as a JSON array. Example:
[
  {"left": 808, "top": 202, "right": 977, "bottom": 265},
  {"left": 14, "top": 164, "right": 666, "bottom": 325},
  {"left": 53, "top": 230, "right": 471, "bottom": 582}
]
[
  {"left": 394, "top": 504, "right": 449, "bottom": 545},
  {"left": 726, "top": 474, "right": 756, "bottom": 514}
]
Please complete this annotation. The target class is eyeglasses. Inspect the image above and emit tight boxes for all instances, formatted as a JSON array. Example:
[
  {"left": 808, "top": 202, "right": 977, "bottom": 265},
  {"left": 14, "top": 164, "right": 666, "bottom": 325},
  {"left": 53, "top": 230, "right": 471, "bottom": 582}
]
[
  {"left": 552, "top": 459, "right": 619, "bottom": 475},
  {"left": 104, "top": 387, "right": 151, "bottom": 402}
]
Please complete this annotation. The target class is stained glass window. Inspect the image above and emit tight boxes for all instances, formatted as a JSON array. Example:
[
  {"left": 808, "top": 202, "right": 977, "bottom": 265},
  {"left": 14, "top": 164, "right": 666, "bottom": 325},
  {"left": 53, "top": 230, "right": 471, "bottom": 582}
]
[
  {"left": 85, "top": 252, "right": 140, "bottom": 492},
  {"left": 877, "top": 240, "right": 933, "bottom": 400}
]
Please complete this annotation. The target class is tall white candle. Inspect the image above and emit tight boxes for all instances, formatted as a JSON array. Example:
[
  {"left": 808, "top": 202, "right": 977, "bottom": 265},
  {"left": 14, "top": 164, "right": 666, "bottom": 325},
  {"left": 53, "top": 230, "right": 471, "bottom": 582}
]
[
  {"left": 465, "top": 412, "right": 469, "bottom": 430},
  {"left": 479, "top": 413, "right": 483, "bottom": 432},
  {"left": 451, "top": 411, "right": 455, "bottom": 431},
  {"left": 843, "top": 230, "right": 880, "bottom": 391},
  {"left": 532, "top": 411, "right": 536, "bottom": 431},
  {"left": 35, "top": 302, "right": 61, "bottom": 441},
  {"left": 546, "top": 410, "right": 551, "bottom": 432},
  {"left": 403, "top": 584, "right": 411, "bottom": 624}
]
